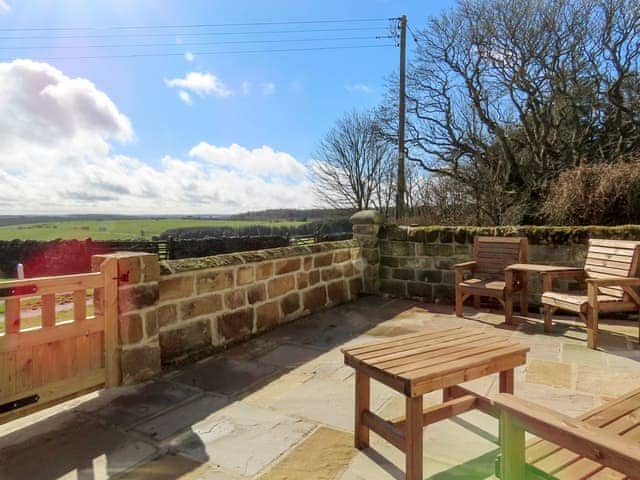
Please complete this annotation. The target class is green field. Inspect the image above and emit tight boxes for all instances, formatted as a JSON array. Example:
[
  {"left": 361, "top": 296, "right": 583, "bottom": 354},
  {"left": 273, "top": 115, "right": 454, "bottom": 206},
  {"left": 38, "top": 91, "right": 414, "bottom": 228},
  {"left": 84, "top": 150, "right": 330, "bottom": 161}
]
[{"left": 0, "top": 218, "right": 306, "bottom": 241}]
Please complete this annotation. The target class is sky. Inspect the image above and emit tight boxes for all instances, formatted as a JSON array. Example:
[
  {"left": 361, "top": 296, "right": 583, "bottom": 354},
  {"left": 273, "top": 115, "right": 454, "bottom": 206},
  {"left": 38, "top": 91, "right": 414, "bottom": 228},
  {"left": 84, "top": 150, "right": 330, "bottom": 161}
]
[{"left": 0, "top": 0, "right": 454, "bottom": 215}]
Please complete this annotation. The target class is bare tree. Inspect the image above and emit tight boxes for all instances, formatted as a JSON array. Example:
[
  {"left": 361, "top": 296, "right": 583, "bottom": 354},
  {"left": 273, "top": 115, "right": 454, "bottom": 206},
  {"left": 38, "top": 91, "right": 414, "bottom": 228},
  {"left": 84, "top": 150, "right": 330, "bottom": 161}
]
[
  {"left": 311, "top": 110, "right": 395, "bottom": 211},
  {"left": 378, "top": 0, "right": 640, "bottom": 225}
]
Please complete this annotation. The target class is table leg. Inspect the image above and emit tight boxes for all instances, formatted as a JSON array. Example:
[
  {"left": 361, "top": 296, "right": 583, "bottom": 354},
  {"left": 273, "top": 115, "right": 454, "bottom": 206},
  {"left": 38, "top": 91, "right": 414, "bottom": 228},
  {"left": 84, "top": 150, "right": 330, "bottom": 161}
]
[
  {"left": 499, "top": 369, "right": 515, "bottom": 394},
  {"left": 405, "top": 395, "right": 423, "bottom": 480},
  {"left": 520, "top": 273, "right": 528, "bottom": 317},
  {"left": 355, "top": 370, "right": 370, "bottom": 449}
]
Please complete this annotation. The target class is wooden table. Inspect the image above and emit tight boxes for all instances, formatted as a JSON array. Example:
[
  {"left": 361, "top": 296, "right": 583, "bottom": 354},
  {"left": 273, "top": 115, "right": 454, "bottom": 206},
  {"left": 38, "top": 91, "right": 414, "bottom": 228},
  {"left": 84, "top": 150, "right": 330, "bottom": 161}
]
[
  {"left": 504, "top": 263, "right": 583, "bottom": 320},
  {"left": 342, "top": 327, "right": 529, "bottom": 480}
]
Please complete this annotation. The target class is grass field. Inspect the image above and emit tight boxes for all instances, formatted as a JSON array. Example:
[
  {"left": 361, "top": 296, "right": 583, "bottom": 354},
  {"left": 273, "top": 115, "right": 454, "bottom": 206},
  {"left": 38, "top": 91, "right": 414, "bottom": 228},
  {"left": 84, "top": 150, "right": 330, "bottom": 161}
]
[{"left": 0, "top": 218, "right": 306, "bottom": 241}]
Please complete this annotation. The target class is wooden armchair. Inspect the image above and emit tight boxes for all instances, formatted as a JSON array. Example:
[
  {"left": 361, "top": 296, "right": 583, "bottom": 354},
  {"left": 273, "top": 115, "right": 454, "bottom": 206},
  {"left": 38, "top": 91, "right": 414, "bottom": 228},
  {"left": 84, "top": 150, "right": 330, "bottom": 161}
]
[
  {"left": 454, "top": 237, "right": 528, "bottom": 322},
  {"left": 495, "top": 388, "right": 640, "bottom": 479},
  {"left": 541, "top": 239, "right": 640, "bottom": 349}
]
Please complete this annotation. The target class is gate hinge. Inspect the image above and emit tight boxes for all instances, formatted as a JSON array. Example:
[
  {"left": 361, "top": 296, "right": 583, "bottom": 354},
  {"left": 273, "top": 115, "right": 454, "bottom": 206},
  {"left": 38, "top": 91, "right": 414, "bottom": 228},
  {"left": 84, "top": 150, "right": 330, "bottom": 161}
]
[{"left": 0, "top": 394, "right": 40, "bottom": 414}]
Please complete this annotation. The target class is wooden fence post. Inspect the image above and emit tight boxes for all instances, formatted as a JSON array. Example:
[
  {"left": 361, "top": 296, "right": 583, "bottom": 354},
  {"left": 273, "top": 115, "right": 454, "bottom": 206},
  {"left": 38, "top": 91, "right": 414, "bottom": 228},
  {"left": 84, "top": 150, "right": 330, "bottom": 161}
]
[
  {"left": 101, "top": 257, "right": 120, "bottom": 387},
  {"left": 500, "top": 410, "right": 526, "bottom": 479}
]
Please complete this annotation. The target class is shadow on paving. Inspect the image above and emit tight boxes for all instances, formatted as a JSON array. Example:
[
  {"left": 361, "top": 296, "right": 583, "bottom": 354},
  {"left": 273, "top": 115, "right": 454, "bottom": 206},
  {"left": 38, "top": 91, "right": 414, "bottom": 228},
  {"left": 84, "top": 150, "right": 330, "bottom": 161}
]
[
  {"left": 0, "top": 295, "right": 415, "bottom": 480},
  {"left": 1, "top": 295, "right": 638, "bottom": 479}
]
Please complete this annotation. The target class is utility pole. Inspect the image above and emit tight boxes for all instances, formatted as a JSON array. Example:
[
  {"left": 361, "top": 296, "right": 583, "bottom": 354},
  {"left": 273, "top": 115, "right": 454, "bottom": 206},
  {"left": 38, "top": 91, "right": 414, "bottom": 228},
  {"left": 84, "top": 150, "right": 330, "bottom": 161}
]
[{"left": 395, "top": 15, "right": 407, "bottom": 220}]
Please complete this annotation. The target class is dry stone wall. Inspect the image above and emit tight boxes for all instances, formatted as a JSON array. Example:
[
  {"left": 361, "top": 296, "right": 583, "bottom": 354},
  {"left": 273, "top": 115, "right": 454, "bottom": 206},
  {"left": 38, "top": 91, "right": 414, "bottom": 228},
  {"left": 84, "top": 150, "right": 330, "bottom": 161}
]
[
  {"left": 156, "top": 240, "right": 364, "bottom": 364},
  {"left": 93, "top": 240, "right": 364, "bottom": 382},
  {"left": 370, "top": 224, "right": 640, "bottom": 306}
]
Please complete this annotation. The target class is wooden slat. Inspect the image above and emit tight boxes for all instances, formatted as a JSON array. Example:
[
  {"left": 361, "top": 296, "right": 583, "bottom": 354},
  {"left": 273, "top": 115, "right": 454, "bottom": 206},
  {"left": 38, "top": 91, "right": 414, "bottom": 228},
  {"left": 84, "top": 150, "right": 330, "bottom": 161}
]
[
  {"left": 4, "top": 298, "right": 20, "bottom": 333},
  {"left": 41, "top": 293, "right": 56, "bottom": 327},
  {"left": 589, "top": 246, "right": 636, "bottom": 257},
  {"left": 386, "top": 339, "right": 514, "bottom": 376},
  {"left": 0, "top": 318, "right": 105, "bottom": 352},
  {"left": 526, "top": 391, "right": 640, "bottom": 464},
  {"left": 393, "top": 394, "right": 477, "bottom": 431},
  {"left": 73, "top": 290, "right": 87, "bottom": 323},
  {"left": 589, "top": 239, "right": 640, "bottom": 249},
  {"left": 0, "top": 272, "right": 103, "bottom": 299},
  {"left": 357, "top": 330, "right": 490, "bottom": 364},
  {"left": 362, "top": 410, "right": 406, "bottom": 451},
  {"left": 586, "top": 256, "right": 633, "bottom": 271},
  {"left": 0, "top": 369, "right": 105, "bottom": 425},
  {"left": 410, "top": 352, "right": 527, "bottom": 396},
  {"left": 549, "top": 417, "right": 640, "bottom": 479},
  {"left": 395, "top": 341, "right": 521, "bottom": 378},
  {"left": 372, "top": 334, "right": 501, "bottom": 370},
  {"left": 343, "top": 327, "right": 464, "bottom": 356},
  {"left": 496, "top": 394, "right": 640, "bottom": 480}
]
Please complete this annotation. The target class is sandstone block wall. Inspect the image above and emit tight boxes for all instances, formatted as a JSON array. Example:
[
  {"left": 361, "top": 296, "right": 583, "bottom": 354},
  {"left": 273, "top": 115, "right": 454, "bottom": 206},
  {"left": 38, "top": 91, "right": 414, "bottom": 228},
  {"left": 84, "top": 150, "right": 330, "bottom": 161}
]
[
  {"left": 92, "top": 252, "right": 162, "bottom": 385},
  {"left": 371, "top": 224, "right": 640, "bottom": 306},
  {"left": 156, "top": 240, "right": 364, "bottom": 364}
]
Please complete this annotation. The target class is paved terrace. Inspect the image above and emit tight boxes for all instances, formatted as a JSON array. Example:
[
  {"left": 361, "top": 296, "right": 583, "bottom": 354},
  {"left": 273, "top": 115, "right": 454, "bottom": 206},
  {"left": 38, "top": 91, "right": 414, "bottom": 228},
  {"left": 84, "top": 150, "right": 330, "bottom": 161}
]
[{"left": 1, "top": 296, "right": 639, "bottom": 480}]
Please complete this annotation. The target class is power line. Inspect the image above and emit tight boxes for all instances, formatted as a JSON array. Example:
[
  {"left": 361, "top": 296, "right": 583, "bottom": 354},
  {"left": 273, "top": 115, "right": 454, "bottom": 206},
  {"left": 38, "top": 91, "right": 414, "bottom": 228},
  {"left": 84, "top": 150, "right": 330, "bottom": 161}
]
[
  {"left": 0, "top": 26, "right": 385, "bottom": 41},
  {"left": 0, "top": 18, "right": 393, "bottom": 32},
  {"left": 0, "top": 35, "right": 393, "bottom": 50},
  {"left": 4, "top": 43, "right": 394, "bottom": 61}
]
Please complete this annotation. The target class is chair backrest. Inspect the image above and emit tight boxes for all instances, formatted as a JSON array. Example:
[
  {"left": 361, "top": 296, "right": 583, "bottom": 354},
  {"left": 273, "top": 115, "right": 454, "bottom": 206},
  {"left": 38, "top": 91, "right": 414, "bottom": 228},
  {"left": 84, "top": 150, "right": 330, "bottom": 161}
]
[
  {"left": 585, "top": 239, "right": 640, "bottom": 299},
  {"left": 473, "top": 236, "right": 528, "bottom": 279}
]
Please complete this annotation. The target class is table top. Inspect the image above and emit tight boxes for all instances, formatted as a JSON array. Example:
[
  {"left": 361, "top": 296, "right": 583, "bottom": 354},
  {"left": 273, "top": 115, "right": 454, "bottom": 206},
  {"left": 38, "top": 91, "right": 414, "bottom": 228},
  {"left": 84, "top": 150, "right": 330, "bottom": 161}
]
[
  {"left": 505, "top": 263, "right": 584, "bottom": 273},
  {"left": 342, "top": 327, "right": 529, "bottom": 397}
]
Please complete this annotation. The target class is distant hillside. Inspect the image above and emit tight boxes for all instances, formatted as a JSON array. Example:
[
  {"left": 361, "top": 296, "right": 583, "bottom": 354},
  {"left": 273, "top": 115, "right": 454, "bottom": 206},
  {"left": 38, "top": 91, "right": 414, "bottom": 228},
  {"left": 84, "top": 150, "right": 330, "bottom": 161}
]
[{"left": 228, "top": 208, "right": 354, "bottom": 222}]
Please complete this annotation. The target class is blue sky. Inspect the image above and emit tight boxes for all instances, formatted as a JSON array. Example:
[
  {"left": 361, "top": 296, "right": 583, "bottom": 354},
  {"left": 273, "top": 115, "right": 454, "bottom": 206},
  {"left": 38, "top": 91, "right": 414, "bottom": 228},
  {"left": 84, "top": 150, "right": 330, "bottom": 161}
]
[{"left": 0, "top": 1, "right": 454, "bottom": 214}]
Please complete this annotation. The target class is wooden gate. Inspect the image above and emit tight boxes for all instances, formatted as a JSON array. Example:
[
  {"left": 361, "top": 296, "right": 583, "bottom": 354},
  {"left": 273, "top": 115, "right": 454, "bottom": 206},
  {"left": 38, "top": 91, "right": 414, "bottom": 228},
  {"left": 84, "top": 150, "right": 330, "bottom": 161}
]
[{"left": 0, "top": 258, "right": 119, "bottom": 424}]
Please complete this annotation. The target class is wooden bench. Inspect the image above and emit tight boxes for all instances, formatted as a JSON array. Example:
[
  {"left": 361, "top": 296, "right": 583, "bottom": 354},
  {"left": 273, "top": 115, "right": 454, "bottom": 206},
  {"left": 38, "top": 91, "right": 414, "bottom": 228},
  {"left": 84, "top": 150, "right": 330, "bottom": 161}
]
[
  {"left": 496, "top": 387, "right": 640, "bottom": 479},
  {"left": 455, "top": 236, "right": 528, "bottom": 323}
]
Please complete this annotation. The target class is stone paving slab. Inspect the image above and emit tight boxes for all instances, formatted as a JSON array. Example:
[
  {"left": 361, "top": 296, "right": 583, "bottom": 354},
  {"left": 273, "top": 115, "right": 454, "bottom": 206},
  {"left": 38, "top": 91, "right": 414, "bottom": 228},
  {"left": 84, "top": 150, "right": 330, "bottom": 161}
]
[
  {"left": 1, "top": 296, "right": 639, "bottom": 480},
  {"left": 77, "top": 380, "right": 201, "bottom": 428},
  {"left": 118, "top": 452, "right": 243, "bottom": 479},
  {"left": 268, "top": 375, "right": 395, "bottom": 432},
  {"left": 257, "top": 426, "right": 355, "bottom": 480},
  {"left": 166, "top": 355, "right": 281, "bottom": 397},
  {"left": 0, "top": 410, "right": 157, "bottom": 480},
  {"left": 170, "top": 400, "right": 315, "bottom": 477},
  {"left": 134, "top": 393, "right": 229, "bottom": 442}
]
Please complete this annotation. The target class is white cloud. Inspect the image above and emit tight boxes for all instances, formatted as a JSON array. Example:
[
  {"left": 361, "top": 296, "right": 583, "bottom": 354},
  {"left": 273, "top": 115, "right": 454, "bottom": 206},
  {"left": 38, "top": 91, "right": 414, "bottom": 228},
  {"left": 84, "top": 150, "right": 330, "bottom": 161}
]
[
  {"left": 184, "top": 51, "right": 195, "bottom": 62},
  {"left": 260, "top": 82, "right": 276, "bottom": 96},
  {"left": 0, "top": 60, "right": 312, "bottom": 214},
  {"left": 345, "top": 83, "right": 374, "bottom": 94},
  {"left": 241, "top": 80, "right": 250, "bottom": 95},
  {"left": 0, "top": 1, "right": 10, "bottom": 13},
  {"left": 189, "top": 142, "right": 307, "bottom": 179},
  {"left": 178, "top": 90, "right": 192, "bottom": 105},
  {"left": 165, "top": 72, "right": 232, "bottom": 100}
]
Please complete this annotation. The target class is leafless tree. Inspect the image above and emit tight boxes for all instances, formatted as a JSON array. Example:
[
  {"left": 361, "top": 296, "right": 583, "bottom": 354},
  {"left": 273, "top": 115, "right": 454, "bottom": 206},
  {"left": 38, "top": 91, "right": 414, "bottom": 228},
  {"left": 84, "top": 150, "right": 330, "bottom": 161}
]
[
  {"left": 378, "top": 0, "right": 640, "bottom": 225},
  {"left": 311, "top": 110, "right": 395, "bottom": 211}
]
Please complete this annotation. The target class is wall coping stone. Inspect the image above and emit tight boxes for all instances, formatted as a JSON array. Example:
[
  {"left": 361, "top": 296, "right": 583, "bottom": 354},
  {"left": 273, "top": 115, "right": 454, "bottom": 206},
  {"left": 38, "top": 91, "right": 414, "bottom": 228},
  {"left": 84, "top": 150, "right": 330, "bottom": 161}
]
[
  {"left": 382, "top": 224, "right": 640, "bottom": 245},
  {"left": 161, "top": 239, "right": 359, "bottom": 274},
  {"left": 350, "top": 210, "right": 386, "bottom": 225}
]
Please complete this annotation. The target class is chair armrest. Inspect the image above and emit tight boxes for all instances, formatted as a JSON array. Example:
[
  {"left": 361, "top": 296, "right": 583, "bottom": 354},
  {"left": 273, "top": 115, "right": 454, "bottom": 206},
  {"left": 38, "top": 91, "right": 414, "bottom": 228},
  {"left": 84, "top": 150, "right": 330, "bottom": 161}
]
[
  {"left": 453, "top": 261, "right": 477, "bottom": 271},
  {"left": 494, "top": 394, "right": 640, "bottom": 478},
  {"left": 585, "top": 277, "right": 640, "bottom": 287}
]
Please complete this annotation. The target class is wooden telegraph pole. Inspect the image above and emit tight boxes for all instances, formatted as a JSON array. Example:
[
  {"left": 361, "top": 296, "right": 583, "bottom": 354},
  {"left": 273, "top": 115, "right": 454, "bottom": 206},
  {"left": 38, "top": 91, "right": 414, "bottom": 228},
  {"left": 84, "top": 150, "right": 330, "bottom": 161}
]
[{"left": 395, "top": 15, "right": 407, "bottom": 220}]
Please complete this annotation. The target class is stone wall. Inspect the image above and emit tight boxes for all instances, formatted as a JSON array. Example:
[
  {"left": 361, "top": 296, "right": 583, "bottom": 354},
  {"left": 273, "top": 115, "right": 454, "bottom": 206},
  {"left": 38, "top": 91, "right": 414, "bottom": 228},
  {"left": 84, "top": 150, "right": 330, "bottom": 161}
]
[
  {"left": 92, "top": 252, "right": 162, "bottom": 385},
  {"left": 156, "top": 240, "right": 363, "bottom": 364},
  {"left": 352, "top": 219, "right": 640, "bottom": 306}
]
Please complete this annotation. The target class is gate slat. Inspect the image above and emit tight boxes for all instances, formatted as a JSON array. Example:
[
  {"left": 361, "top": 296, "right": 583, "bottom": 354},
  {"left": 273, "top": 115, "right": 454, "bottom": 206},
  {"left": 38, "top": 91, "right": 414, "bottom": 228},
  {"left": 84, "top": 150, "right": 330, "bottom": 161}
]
[
  {"left": 73, "top": 290, "right": 86, "bottom": 322},
  {"left": 41, "top": 294, "right": 56, "bottom": 328},
  {"left": 5, "top": 298, "right": 20, "bottom": 333}
]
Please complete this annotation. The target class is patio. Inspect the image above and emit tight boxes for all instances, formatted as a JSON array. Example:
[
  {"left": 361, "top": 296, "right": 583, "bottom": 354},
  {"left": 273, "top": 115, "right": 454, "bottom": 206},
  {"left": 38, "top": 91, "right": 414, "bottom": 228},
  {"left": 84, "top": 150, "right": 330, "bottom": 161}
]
[{"left": 1, "top": 295, "right": 639, "bottom": 480}]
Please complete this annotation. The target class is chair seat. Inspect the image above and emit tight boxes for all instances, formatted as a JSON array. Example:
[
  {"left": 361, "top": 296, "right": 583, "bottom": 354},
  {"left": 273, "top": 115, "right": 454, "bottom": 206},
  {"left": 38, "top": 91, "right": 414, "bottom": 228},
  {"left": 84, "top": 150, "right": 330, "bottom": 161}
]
[
  {"left": 541, "top": 291, "right": 620, "bottom": 312},
  {"left": 459, "top": 278, "right": 506, "bottom": 293}
]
